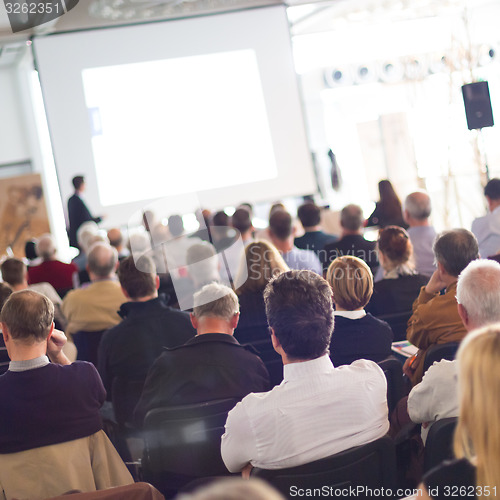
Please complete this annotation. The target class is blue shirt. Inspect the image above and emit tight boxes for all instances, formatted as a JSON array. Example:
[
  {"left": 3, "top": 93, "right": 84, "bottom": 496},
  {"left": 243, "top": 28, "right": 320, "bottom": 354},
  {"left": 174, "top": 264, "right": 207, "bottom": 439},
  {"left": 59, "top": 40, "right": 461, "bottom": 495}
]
[{"left": 282, "top": 246, "right": 322, "bottom": 274}]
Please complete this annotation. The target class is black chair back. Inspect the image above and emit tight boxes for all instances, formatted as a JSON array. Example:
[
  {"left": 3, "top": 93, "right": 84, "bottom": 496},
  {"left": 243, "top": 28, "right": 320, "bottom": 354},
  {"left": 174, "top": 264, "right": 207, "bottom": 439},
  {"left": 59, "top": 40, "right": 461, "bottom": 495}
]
[
  {"left": 423, "top": 342, "right": 460, "bottom": 374},
  {"left": 251, "top": 436, "right": 396, "bottom": 498},
  {"left": 377, "top": 356, "right": 405, "bottom": 415},
  {"left": 73, "top": 330, "right": 105, "bottom": 367},
  {"left": 424, "top": 417, "right": 458, "bottom": 472},
  {"left": 377, "top": 311, "right": 412, "bottom": 342},
  {"left": 142, "top": 398, "right": 238, "bottom": 492}
]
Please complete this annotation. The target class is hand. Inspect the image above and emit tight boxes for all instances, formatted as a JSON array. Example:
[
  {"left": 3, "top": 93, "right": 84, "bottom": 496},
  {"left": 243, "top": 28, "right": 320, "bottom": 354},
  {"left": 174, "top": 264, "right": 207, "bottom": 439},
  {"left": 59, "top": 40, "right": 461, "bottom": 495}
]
[
  {"left": 47, "top": 329, "right": 71, "bottom": 365},
  {"left": 425, "top": 269, "right": 447, "bottom": 295},
  {"left": 403, "top": 356, "right": 416, "bottom": 378},
  {"left": 422, "top": 422, "right": 429, "bottom": 429},
  {"left": 241, "top": 463, "right": 253, "bottom": 480}
]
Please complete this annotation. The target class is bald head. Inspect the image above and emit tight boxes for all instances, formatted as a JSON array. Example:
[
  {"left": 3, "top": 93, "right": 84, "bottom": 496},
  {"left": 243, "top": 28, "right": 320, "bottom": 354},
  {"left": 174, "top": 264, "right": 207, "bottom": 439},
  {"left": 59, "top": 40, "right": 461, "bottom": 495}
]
[
  {"left": 404, "top": 191, "right": 431, "bottom": 225},
  {"left": 87, "top": 243, "right": 118, "bottom": 280},
  {"left": 107, "top": 228, "right": 124, "bottom": 251}
]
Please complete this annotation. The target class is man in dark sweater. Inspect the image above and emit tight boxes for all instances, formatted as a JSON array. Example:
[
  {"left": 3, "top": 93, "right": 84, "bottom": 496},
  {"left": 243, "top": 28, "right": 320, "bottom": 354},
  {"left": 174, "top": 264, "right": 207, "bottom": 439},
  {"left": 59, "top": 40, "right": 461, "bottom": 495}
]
[
  {"left": 97, "top": 255, "right": 195, "bottom": 396},
  {"left": 134, "top": 282, "right": 270, "bottom": 426},
  {"left": 0, "top": 290, "right": 105, "bottom": 453}
]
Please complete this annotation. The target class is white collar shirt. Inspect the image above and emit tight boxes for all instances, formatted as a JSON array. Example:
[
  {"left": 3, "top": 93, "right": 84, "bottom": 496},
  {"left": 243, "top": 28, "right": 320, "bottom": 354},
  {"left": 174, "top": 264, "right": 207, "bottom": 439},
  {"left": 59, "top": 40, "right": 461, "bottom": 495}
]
[{"left": 221, "top": 354, "right": 389, "bottom": 472}]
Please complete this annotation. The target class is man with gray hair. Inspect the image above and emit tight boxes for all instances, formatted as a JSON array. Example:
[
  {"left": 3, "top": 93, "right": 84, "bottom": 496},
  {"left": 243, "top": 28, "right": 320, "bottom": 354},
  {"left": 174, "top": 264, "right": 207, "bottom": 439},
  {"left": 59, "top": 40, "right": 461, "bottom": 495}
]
[
  {"left": 134, "top": 282, "right": 270, "bottom": 425},
  {"left": 62, "top": 243, "right": 127, "bottom": 335},
  {"left": 403, "top": 191, "right": 437, "bottom": 277},
  {"left": 407, "top": 258, "right": 500, "bottom": 442}
]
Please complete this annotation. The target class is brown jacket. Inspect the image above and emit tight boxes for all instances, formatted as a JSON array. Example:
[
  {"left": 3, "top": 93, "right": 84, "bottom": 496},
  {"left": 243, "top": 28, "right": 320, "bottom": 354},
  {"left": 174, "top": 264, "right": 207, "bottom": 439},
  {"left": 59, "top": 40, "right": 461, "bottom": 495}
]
[{"left": 407, "top": 282, "right": 466, "bottom": 385}]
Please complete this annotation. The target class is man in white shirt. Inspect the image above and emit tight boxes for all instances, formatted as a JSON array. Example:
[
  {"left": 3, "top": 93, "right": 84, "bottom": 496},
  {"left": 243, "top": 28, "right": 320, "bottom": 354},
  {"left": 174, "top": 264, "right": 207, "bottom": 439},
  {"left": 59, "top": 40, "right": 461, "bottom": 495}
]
[
  {"left": 407, "top": 259, "right": 500, "bottom": 442},
  {"left": 221, "top": 270, "right": 389, "bottom": 474},
  {"left": 471, "top": 178, "right": 500, "bottom": 258}
]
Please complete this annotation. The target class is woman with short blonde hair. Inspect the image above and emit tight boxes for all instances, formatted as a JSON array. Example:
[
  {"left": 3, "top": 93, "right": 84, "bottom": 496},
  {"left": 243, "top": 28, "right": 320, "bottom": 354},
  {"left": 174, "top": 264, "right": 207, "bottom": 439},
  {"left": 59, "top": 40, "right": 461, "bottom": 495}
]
[{"left": 325, "top": 256, "right": 393, "bottom": 367}]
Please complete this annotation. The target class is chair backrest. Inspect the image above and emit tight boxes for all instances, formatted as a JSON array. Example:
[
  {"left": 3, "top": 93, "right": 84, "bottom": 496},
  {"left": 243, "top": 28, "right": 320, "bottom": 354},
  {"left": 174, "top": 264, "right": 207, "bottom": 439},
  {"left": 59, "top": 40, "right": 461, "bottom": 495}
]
[
  {"left": 377, "top": 356, "right": 405, "bottom": 416},
  {"left": 423, "top": 417, "right": 458, "bottom": 472},
  {"left": 111, "top": 377, "right": 146, "bottom": 427},
  {"left": 377, "top": 311, "right": 412, "bottom": 342},
  {"left": 251, "top": 436, "right": 396, "bottom": 496},
  {"left": 423, "top": 342, "right": 460, "bottom": 374},
  {"left": 73, "top": 330, "right": 106, "bottom": 367},
  {"left": 142, "top": 398, "right": 239, "bottom": 479}
]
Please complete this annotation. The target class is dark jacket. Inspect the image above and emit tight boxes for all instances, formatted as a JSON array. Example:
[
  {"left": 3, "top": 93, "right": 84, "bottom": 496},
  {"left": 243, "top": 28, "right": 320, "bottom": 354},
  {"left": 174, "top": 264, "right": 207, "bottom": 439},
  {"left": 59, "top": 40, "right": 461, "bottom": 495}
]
[
  {"left": 323, "top": 235, "right": 379, "bottom": 275},
  {"left": 67, "top": 194, "right": 101, "bottom": 248},
  {"left": 133, "top": 333, "right": 270, "bottom": 426}
]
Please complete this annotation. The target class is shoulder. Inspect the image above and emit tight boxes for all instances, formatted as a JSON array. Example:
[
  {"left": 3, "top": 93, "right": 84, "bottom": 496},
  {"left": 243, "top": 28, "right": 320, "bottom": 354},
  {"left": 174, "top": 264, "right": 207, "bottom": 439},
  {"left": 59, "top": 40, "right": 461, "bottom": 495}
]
[
  {"left": 345, "top": 359, "right": 387, "bottom": 382},
  {"left": 425, "top": 359, "right": 457, "bottom": 379}
]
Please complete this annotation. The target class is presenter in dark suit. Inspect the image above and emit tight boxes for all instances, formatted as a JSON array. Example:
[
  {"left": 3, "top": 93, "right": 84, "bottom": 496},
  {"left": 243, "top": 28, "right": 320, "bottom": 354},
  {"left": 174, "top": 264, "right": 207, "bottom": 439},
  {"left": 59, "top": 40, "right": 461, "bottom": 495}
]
[{"left": 67, "top": 176, "right": 102, "bottom": 248}]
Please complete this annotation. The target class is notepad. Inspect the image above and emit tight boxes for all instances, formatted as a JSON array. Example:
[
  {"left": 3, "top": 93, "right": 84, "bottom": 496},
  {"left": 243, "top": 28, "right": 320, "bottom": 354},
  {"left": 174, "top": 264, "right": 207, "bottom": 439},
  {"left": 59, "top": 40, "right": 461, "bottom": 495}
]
[{"left": 391, "top": 340, "right": 419, "bottom": 358}]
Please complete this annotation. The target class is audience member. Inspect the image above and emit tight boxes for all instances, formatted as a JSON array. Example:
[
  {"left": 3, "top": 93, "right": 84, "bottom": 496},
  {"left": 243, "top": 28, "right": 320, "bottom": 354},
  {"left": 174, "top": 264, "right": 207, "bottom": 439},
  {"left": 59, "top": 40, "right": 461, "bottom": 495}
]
[
  {"left": 162, "top": 215, "right": 201, "bottom": 272},
  {"left": 27, "top": 233, "right": 78, "bottom": 294},
  {"left": 294, "top": 202, "right": 338, "bottom": 256},
  {"left": 67, "top": 175, "right": 102, "bottom": 249},
  {"left": 62, "top": 243, "right": 126, "bottom": 335},
  {"left": 471, "top": 177, "right": 500, "bottom": 258},
  {"left": 268, "top": 210, "right": 322, "bottom": 274},
  {"left": 231, "top": 208, "right": 254, "bottom": 245},
  {"left": 404, "top": 229, "right": 479, "bottom": 385},
  {"left": 72, "top": 221, "right": 100, "bottom": 272},
  {"left": 323, "top": 204, "right": 379, "bottom": 275},
  {"left": 221, "top": 270, "right": 389, "bottom": 473},
  {"left": 97, "top": 255, "right": 195, "bottom": 395},
  {"left": 326, "top": 256, "right": 393, "bottom": 366},
  {"left": 24, "top": 239, "right": 41, "bottom": 266},
  {"left": 134, "top": 283, "right": 270, "bottom": 425},
  {"left": 107, "top": 228, "right": 129, "bottom": 261},
  {"left": 210, "top": 210, "right": 235, "bottom": 250},
  {"left": 408, "top": 259, "right": 500, "bottom": 443},
  {"left": 404, "top": 191, "right": 437, "bottom": 277},
  {"left": 0, "top": 282, "right": 13, "bottom": 375},
  {"left": 366, "top": 179, "right": 407, "bottom": 229},
  {"left": 366, "top": 226, "right": 428, "bottom": 317},
  {"left": 0, "top": 290, "right": 132, "bottom": 497},
  {"left": 419, "top": 325, "right": 500, "bottom": 499}
]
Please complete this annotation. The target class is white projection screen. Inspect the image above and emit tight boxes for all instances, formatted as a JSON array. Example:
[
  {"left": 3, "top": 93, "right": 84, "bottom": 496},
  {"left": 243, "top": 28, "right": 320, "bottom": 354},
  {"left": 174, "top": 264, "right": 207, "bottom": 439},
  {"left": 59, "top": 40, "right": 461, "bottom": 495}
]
[{"left": 33, "top": 6, "right": 316, "bottom": 226}]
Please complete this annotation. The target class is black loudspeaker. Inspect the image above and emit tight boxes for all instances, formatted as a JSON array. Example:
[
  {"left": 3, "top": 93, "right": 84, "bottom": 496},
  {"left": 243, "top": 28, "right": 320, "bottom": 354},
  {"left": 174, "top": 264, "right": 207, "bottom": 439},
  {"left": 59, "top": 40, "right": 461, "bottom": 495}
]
[{"left": 462, "top": 81, "right": 494, "bottom": 130}]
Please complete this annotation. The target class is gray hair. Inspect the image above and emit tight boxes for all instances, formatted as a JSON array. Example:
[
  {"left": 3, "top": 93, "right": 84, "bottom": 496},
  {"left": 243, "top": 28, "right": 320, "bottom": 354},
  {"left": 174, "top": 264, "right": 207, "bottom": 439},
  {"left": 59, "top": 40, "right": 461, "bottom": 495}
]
[
  {"left": 187, "top": 242, "right": 220, "bottom": 286},
  {"left": 87, "top": 242, "right": 118, "bottom": 278},
  {"left": 404, "top": 191, "right": 432, "bottom": 220},
  {"left": 457, "top": 259, "right": 500, "bottom": 327},
  {"left": 433, "top": 229, "right": 479, "bottom": 277},
  {"left": 193, "top": 282, "right": 239, "bottom": 321},
  {"left": 36, "top": 234, "right": 56, "bottom": 260},
  {"left": 76, "top": 221, "right": 99, "bottom": 252}
]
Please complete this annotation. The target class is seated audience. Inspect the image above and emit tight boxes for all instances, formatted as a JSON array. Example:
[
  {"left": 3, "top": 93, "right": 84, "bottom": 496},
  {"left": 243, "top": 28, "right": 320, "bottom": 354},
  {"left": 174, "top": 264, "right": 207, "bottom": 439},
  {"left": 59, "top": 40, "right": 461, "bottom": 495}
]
[
  {"left": 1, "top": 257, "right": 67, "bottom": 330},
  {"left": 0, "top": 290, "right": 132, "bottom": 497},
  {"left": 210, "top": 210, "right": 235, "bottom": 250},
  {"left": 404, "top": 229, "right": 479, "bottom": 385},
  {"left": 294, "top": 202, "right": 338, "bottom": 256},
  {"left": 163, "top": 214, "right": 202, "bottom": 272},
  {"left": 231, "top": 208, "right": 254, "bottom": 245},
  {"left": 326, "top": 256, "right": 393, "bottom": 366},
  {"left": 62, "top": 243, "right": 127, "bottom": 335},
  {"left": 408, "top": 259, "right": 500, "bottom": 443},
  {"left": 323, "top": 204, "right": 379, "bottom": 275},
  {"left": 27, "top": 233, "right": 78, "bottom": 295},
  {"left": 268, "top": 210, "right": 322, "bottom": 274},
  {"left": 366, "top": 179, "right": 407, "bottom": 229},
  {"left": 404, "top": 191, "right": 437, "bottom": 277},
  {"left": 418, "top": 324, "right": 500, "bottom": 499},
  {"left": 134, "top": 283, "right": 270, "bottom": 425},
  {"left": 221, "top": 270, "right": 389, "bottom": 473},
  {"left": 366, "top": 226, "right": 428, "bottom": 317},
  {"left": 97, "top": 255, "right": 195, "bottom": 396},
  {"left": 472, "top": 177, "right": 500, "bottom": 258},
  {"left": 0, "top": 282, "right": 13, "bottom": 375},
  {"left": 107, "top": 228, "right": 129, "bottom": 261}
]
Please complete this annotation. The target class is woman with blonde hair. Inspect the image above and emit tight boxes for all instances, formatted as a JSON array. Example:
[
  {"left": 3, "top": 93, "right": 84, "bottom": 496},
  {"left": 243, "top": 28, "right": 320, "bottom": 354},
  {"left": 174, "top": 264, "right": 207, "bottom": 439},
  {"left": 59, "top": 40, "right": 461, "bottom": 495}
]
[
  {"left": 326, "top": 255, "right": 393, "bottom": 367},
  {"left": 419, "top": 324, "right": 500, "bottom": 498}
]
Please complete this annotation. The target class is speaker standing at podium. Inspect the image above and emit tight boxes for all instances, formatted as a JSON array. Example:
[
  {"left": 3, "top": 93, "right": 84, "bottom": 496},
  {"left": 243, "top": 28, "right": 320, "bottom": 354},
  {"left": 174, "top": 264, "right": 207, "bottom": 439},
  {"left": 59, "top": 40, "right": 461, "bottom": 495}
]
[{"left": 67, "top": 176, "right": 102, "bottom": 249}]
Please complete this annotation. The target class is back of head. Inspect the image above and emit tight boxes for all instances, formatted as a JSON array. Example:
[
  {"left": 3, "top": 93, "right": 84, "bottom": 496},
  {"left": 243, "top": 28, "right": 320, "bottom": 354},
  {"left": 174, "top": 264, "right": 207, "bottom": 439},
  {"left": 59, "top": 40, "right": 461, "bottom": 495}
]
[
  {"left": 340, "top": 204, "right": 363, "bottom": 232},
  {"left": 212, "top": 211, "right": 229, "bottom": 227},
  {"left": 1, "top": 258, "right": 26, "bottom": 287},
  {"left": 193, "top": 282, "right": 239, "bottom": 322},
  {"left": 264, "top": 270, "right": 333, "bottom": 361},
  {"left": 456, "top": 259, "right": 500, "bottom": 328},
  {"left": 168, "top": 215, "right": 185, "bottom": 237},
  {"left": 87, "top": 243, "right": 118, "bottom": 279},
  {"left": 187, "top": 242, "right": 219, "bottom": 284},
  {"left": 107, "top": 228, "right": 124, "bottom": 249},
  {"left": 269, "top": 210, "right": 292, "bottom": 241},
  {"left": 484, "top": 178, "right": 500, "bottom": 200},
  {"left": 0, "top": 283, "right": 12, "bottom": 311},
  {"left": 297, "top": 202, "right": 321, "bottom": 229},
  {"left": 378, "top": 226, "right": 412, "bottom": 266},
  {"left": 77, "top": 221, "right": 99, "bottom": 252},
  {"left": 25, "top": 240, "right": 37, "bottom": 261},
  {"left": 404, "top": 191, "right": 432, "bottom": 220},
  {"left": 455, "top": 324, "right": 500, "bottom": 491},
  {"left": 118, "top": 255, "right": 156, "bottom": 300},
  {"left": 72, "top": 175, "right": 84, "bottom": 191},
  {"left": 36, "top": 234, "right": 56, "bottom": 261},
  {"left": 231, "top": 208, "right": 252, "bottom": 234},
  {"left": 433, "top": 229, "right": 479, "bottom": 277},
  {"left": 326, "top": 256, "right": 373, "bottom": 310},
  {"left": 238, "top": 240, "right": 289, "bottom": 294},
  {"left": 1, "top": 290, "right": 54, "bottom": 344}
]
